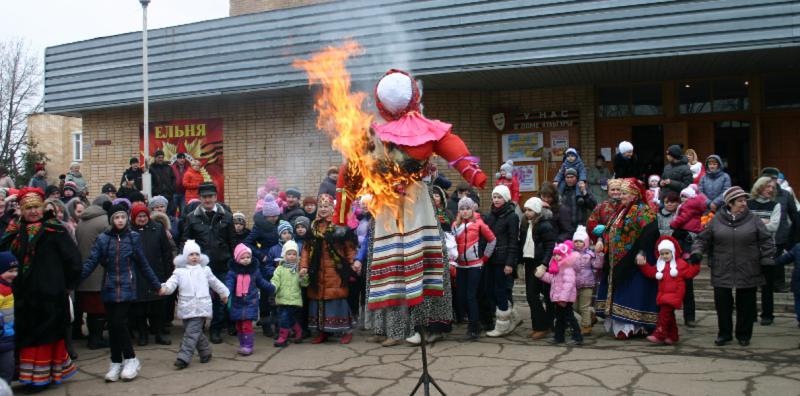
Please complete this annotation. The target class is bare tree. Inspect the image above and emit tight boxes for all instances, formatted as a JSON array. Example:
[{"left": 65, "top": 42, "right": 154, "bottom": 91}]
[{"left": 0, "top": 38, "right": 42, "bottom": 177}]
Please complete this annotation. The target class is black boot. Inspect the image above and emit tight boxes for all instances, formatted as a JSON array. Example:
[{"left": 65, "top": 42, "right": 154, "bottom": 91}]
[
  {"left": 137, "top": 322, "right": 149, "bottom": 346},
  {"left": 210, "top": 329, "right": 223, "bottom": 344},
  {"left": 155, "top": 334, "right": 172, "bottom": 345},
  {"left": 87, "top": 316, "right": 109, "bottom": 350}
]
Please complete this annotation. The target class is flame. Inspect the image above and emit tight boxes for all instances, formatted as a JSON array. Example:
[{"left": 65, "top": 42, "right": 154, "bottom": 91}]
[{"left": 293, "top": 40, "right": 419, "bottom": 221}]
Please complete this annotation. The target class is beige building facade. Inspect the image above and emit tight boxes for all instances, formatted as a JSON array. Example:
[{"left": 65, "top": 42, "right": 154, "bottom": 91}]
[
  {"left": 27, "top": 113, "right": 82, "bottom": 185},
  {"left": 78, "top": 85, "right": 594, "bottom": 220},
  {"left": 229, "top": 0, "right": 331, "bottom": 16}
]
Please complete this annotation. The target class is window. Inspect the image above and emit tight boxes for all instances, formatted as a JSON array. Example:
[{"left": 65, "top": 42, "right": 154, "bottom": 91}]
[
  {"left": 712, "top": 80, "right": 749, "bottom": 112},
  {"left": 598, "top": 86, "right": 631, "bottom": 117},
  {"left": 679, "top": 79, "right": 749, "bottom": 113},
  {"left": 764, "top": 74, "right": 800, "bottom": 109},
  {"left": 631, "top": 85, "right": 662, "bottom": 116},
  {"left": 678, "top": 81, "right": 711, "bottom": 114},
  {"left": 598, "top": 84, "right": 662, "bottom": 117},
  {"left": 71, "top": 131, "right": 82, "bottom": 162}
]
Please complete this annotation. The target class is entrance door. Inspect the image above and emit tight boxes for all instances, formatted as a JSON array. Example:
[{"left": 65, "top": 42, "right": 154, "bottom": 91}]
[
  {"left": 632, "top": 125, "right": 665, "bottom": 178},
  {"left": 714, "top": 121, "right": 751, "bottom": 190}
]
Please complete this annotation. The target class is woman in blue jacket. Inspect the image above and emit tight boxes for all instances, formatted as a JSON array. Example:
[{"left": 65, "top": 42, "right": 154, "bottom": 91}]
[{"left": 80, "top": 202, "right": 162, "bottom": 383}]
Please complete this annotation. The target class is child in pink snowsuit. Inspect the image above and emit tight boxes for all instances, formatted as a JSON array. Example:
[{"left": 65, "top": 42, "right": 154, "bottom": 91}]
[{"left": 535, "top": 242, "right": 582, "bottom": 345}]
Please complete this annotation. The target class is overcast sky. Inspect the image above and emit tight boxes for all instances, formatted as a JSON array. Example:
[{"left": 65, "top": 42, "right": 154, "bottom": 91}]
[{"left": 1, "top": 0, "right": 228, "bottom": 60}]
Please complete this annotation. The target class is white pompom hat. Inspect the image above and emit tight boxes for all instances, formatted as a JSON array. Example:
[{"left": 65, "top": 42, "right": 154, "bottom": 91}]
[{"left": 656, "top": 238, "right": 678, "bottom": 280}]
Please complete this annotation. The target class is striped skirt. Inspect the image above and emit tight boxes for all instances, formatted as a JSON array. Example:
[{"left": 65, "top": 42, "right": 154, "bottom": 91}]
[
  {"left": 18, "top": 339, "right": 77, "bottom": 387},
  {"left": 368, "top": 181, "right": 444, "bottom": 310}
]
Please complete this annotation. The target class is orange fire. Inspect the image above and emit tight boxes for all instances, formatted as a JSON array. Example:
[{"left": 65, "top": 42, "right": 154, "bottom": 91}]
[{"left": 293, "top": 40, "right": 419, "bottom": 219}]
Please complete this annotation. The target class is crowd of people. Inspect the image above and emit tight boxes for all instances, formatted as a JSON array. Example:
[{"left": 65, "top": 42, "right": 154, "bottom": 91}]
[{"left": 0, "top": 138, "right": 796, "bottom": 393}]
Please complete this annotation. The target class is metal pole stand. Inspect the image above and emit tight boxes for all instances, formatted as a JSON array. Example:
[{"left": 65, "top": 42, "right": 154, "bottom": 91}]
[{"left": 410, "top": 329, "right": 446, "bottom": 396}]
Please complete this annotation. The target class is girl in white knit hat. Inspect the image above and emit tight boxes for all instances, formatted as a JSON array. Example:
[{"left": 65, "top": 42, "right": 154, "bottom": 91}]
[{"left": 160, "top": 240, "right": 229, "bottom": 369}]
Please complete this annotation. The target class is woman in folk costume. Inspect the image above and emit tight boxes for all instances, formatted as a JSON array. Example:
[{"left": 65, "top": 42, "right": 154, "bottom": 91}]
[
  {"left": 587, "top": 179, "right": 623, "bottom": 243},
  {"left": 301, "top": 194, "right": 358, "bottom": 344},
  {"left": 333, "top": 69, "right": 486, "bottom": 344},
  {"left": 594, "top": 178, "right": 660, "bottom": 339},
  {"left": 0, "top": 188, "right": 81, "bottom": 392}
]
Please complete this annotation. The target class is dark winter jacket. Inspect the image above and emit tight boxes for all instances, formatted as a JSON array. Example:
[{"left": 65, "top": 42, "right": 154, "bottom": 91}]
[
  {"left": 698, "top": 155, "right": 731, "bottom": 209},
  {"left": 660, "top": 156, "right": 693, "bottom": 198},
  {"left": 243, "top": 213, "right": 279, "bottom": 265},
  {"left": 28, "top": 175, "right": 48, "bottom": 191},
  {"left": 172, "top": 162, "right": 188, "bottom": 194},
  {"left": 81, "top": 228, "right": 161, "bottom": 303},
  {"left": 150, "top": 162, "right": 176, "bottom": 198},
  {"left": 225, "top": 260, "right": 274, "bottom": 321},
  {"left": 483, "top": 202, "right": 520, "bottom": 268},
  {"left": 282, "top": 204, "right": 305, "bottom": 225},
  {"left": 121, "top": 167, "right": 143, "bottom": 191},
  {"left": 556, "top": 185, "right": 596, "bottom": 242},
  {"left": 318, "top": 176, "right": 337, "bottom": 198},
  {"left": 181, "top": 203, "right": 235, "bottom": 273},
  {"left": 613, "top": 153, "right": 640, "bottom": 180},
  {"left": 775, "top": 244, "right": 800, "bottom": 294},
  {"left": 0, "top": 215, "right": 81, "bottom": 349},
  {"left": 132, "top": 220, "right": 173, "bottom": 301},
  {"left": 692, "top": 207, "right": 775, "bottom": 289},
  {"left": 774, "top": 188, "right": 799, "bottom": 246},
  {"left": 554, "top": 148, "right": 588, "bottom": 193},
  {"left": 518, "top": 208, "right": 558, "bottom": 266},
  {"left": 232, "top": 227, "right": 251, "bottom": 251},
  {"left": 75, "top": 204, "right": 112, "bottom": 292}
]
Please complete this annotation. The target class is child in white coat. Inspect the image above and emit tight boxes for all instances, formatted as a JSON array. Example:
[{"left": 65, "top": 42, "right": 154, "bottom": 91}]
[{"left": 160, "top": 240, "right": 230, "bottom": 369}]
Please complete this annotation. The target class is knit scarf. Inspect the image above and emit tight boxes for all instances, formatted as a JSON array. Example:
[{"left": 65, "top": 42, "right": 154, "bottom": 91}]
[
  {"left": 4, "top": 219, "right": 49, "bottom": 275},
  {"left": 435, "top": 204, "right": 450, "bottom": 227},
  {"left": 235, "top": 273, "right": 251, "bottom": 297}
]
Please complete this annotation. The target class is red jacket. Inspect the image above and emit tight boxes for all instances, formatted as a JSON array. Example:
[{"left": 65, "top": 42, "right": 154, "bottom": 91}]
[
  {"left": 639, "top": 236, "right": 701, "bottom": 308},
  {"left": 452, "top": 217, "right": 496, "bottom": 268},
  {"left": 182, "top": 168, "right": 204, "bottom": 203},
  {"left": 495, "top": 176, "right": 520, "bottom": 203},
  {"left": 670, "top": 194, "right": 707, "bottom": 234}
]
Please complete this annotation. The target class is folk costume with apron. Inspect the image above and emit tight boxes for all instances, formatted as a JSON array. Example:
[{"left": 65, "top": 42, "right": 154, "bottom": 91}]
[{"left": 332, "top": 70, "right": 486, "bottom": 333}]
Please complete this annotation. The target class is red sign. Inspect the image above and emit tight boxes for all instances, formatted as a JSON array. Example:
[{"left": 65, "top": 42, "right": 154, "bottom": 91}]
[{"left": 139, "top": 118, "right": 224, "bottom": 201}]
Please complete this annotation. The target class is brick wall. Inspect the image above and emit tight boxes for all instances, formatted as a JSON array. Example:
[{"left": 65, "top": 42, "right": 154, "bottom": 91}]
[
  {"left": 28, "top": 113, "right": 81, "bottom": 184},
  {"left": 230, "top": 0, "right": 332, "bottom": 16},
  {"left": 80, "top": 85, "right": 595, "bottom": 219}
]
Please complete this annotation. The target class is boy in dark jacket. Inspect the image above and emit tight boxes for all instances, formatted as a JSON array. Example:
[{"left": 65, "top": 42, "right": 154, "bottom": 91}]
[{"left": 660, "top": 145, "right": 694, "bottom": 200}]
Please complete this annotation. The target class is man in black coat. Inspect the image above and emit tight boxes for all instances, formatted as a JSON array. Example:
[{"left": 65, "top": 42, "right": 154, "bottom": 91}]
[
  {"left": 121, "top": 157, "right": 143, "bottom": 191},
  {"left": 557, "top": 169, "right": 597, "bottom": 242},
  {"left": 149, "top": 150, "right": 176, "bottom": 212},
  {"left": 180, "top": 182, "right": 235, "bottom": 343},
  {"left": 282, "top": 188, "right": 306, "bottom": 224},
  {"left": 660, "top": 145, "right": 694, "bottom": 199}
]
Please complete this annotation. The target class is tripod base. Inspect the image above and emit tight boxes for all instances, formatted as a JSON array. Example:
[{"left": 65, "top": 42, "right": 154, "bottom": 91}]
[{"left": 409, "top": 330, "right": 446, "bottom": 396}]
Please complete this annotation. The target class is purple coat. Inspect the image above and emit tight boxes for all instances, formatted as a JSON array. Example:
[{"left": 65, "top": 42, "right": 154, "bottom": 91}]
[{"left": 573, "top": 248, "right": 602, "bottom": 289}]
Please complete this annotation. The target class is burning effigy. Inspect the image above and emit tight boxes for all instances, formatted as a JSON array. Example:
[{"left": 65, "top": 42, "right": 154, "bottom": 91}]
[{"left": 294, "top": 41, "right": 486, "bottom": 340}]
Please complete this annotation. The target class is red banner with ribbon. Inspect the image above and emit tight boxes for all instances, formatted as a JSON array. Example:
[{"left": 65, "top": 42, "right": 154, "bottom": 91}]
[{"left": 139, "top": 118, "right": 224, "bottom": 200}]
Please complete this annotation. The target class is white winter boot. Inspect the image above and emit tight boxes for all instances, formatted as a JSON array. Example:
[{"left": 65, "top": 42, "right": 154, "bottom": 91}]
[
  {"left": 104, "top": 362, "right": 123, "bottom": 382},
  {"left": 405, "top": 332, "right": 422, "bottom": 346},
  {"left": 509, "top": 305, "right": 523, "bottom": 331},
  {"left": 120, "top": 357, "right": 141, "bottom": 381},
  {"left": 486, "top": 308, "right": 512, "bottom": 337}
]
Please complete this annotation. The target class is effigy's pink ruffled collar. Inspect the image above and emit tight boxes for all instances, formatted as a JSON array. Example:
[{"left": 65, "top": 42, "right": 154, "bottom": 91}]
[{"left": 372, "top": 112, "right": 451, "bottom": 146}]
